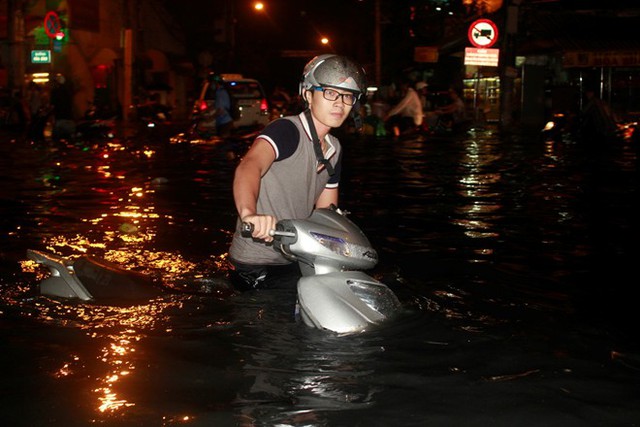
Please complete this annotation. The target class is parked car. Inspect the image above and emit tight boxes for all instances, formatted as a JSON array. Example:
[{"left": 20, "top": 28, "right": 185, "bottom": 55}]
[{"left": 191, "top": 73, "right": 269, "bottom": 136}]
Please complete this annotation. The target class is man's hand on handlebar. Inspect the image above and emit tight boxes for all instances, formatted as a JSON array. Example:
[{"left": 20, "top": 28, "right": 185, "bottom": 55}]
[{"left": 241, "top": 214, "right": 277, "bottom": 242}]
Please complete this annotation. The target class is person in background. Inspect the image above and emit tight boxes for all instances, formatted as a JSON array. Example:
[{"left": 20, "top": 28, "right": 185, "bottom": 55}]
[
  {"left": 5, "top": 88, "right": 28, "bottom": 133},
  {"left": 383, "top": 80, "right": 426, "bottom": 136},
  {"left": 416, "top": 81, "right": 430, "bottom": 112},
  {"left": 210, "top": 74, "right": 234, "bottom": 137},
  {"left": 579, "top": 87, "right": 617, "bottom": 145},
  {"left": 228, "top": 54, "right": 366, "bottom": 291},
  {"left": 427, "top": 87, "right": 466, "bottom": 132},
  {"left": 270, "top": 85, "right": 294, "bottom": 118},
  {"left": 25, "top": 81, "right": 47, "bottom": 141},
  {"left": 415, "top": 81, "right": 431, "bottom": 132},
  {"left": 49, "top": 74, "right": 76, "bottom": 140}
]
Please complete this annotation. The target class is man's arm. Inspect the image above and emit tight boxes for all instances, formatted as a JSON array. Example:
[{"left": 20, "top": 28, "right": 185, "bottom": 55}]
[
  {"left": 233, "top": 138, "right": 277, "bottom": 241},
  {"left": 385, "top": 92, "right": 411, "bottom": 120},
  {"left": 316, "top": 188, "right": 338, "bottom": 209}
]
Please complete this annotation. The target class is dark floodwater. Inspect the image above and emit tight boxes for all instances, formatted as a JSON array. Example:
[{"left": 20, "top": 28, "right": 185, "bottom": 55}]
[{"left": 1, "top": 124, "right": 638, "bottom": 426}]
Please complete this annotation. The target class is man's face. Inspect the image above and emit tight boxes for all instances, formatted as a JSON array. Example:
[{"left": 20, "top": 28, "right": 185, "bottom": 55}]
[{"left": 307, "top": 87, "right": 354, "bottom": 129}]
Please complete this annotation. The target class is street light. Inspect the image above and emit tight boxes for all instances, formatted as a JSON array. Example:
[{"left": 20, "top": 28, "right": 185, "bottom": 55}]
[{"left": 229, "top": 0, "right": 267, "bottom": 68}]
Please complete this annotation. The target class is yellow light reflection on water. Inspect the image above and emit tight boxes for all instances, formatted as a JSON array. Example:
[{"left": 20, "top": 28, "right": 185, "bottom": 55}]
[
  {"left": 17, "top": 136, "right": 231, "bottom": 416},
  {"left": 14, "top": 136, "right": 227, "bottom": 418},
  {"left": 53, "top": 355, "right": 80, "bottom": 378},
  {"left": 96, "top": 165, "right": 111, "bottom": 178},
  {"left": 97, "top": 388, "right": 135, "bottom": 413},
  {"left": 88, "top": 303, "right": 174, "bottom": 413},
  {"left": 39, "top": 299, "right": 185, "bottom": 414}
]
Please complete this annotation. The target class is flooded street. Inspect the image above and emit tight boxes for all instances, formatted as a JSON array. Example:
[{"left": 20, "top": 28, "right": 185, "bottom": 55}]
[{"left": 1, "top": 124, "right": 638, "bottom": 426}]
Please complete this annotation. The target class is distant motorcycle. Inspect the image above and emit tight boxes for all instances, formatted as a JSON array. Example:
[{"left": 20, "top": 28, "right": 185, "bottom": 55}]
[
  {"left": 135, "top": 101, "right": 172, "bottom": 128},
  {"left": 541, "top": 112, "right": 576, "bottom": 143},
  {"left": 75, "top": 118, "right": 116, "bottom": 140},
  {"left": 187, "top": 103, "right": 217, "bottom": 139},
  {"left": 75, "top": 102, "right": 116, "bottom": 140}
]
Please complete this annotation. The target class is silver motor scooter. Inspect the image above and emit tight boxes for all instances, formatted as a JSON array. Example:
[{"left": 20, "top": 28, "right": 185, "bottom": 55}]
[
  {"left": 27, "top": 208, "right": 400, "bottom": 333},
  {"left": 243, "top": 206, "right": 401, "bottom": 334}
]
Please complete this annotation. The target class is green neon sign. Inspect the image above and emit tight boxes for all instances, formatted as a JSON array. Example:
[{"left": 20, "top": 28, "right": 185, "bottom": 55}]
[{"left": 31, "top": 50, "right": 52, "bottom": 64}]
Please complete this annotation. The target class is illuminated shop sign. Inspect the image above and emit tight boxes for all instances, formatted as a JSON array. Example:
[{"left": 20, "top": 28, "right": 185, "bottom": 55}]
[{"left": 563, "top": 51, "right": 640, "bottom": 68}]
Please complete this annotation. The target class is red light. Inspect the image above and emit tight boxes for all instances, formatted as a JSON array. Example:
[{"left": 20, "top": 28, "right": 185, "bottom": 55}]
[
  {"left": 199, "top": 100, "right": 208, "bottom": 111},
  {"left": 260, "top": 98, "right": 268, "bottom": 112}
]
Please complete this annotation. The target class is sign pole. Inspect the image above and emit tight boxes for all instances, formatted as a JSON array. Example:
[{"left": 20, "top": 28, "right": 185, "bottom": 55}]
[
  {"left": 500, "top": 5, "right": 520, "bottom": 130},
  {"left": 474, "top": 69, "right": 480, "bottom": 122},
  {"left": 374, "top": 0, "right": 381, "bottom": 87},
  {"left": 8, "top": 1, "right": 27, "bottom": 92},
  {"left": 123, "top": 29, "right": 133, "bottom": 126},
  {"left": 465, "top": 19, "right": 500, "bottom": 125}
]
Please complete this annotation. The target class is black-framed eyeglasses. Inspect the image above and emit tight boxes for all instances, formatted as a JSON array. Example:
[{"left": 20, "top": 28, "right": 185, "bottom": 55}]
[{"left": 314, "top": 87, "right": 358, "bottom": 106}]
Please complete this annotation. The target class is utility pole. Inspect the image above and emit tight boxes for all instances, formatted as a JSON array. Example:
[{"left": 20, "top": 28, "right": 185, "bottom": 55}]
[
  {"left": 8, "top": 0, "right": 27, "bottom": 93},
  {"left": 122, "top": 0, "right": 134, "bottom": 125},
  {"left": 374, "top": 0, "right": 381, "bottom": 87},
  {"left": 499, "top": 0, "right": 521, "bottom": 130},
  {"left": 228, "top": 0, "right": 236, "bottom": 69}
]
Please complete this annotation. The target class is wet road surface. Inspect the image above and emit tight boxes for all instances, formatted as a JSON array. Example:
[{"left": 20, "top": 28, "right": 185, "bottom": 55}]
[{"left": 1, "top": 123, "right": 638, "bottom": 426}]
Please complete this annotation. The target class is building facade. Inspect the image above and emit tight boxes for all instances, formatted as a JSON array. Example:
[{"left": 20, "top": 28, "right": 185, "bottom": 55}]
[{"left": 1, "top": 0, "right": 193, "bottom": 121}]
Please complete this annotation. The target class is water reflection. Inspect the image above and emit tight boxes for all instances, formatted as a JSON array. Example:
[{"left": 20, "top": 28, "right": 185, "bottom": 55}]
[
  {"left": 231, "top": 290, "right": 390, "bottom": 425},
  {"left": 4, "top": 135, "right": 238, "bottom": 420},
  {"left": 13, "top": 290, "right": 185, "bottom": 416},
  {"left": 454, "top": 137, "right": 503, "bottom": 243}
]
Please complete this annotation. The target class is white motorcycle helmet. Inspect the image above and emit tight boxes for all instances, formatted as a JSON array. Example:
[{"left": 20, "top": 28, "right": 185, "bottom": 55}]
[{"left": 299, "top": 54, "right": 367, "bottom": 101}]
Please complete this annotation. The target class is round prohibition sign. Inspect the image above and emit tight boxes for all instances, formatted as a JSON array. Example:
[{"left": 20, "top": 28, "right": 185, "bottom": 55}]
[
  {"left": 468, "top": 19, "right": 498, "bottom": 48},
  {"left": 44, "top": 11, "right": 62, "bottom": 38}
]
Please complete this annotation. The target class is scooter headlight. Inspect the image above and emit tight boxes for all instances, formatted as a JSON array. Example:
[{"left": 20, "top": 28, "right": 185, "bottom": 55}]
[
  {"left": 309, "top": 231, "right": 378, "bottom": 266},
  {"left": 347, "top": 280, "right": 401, "bottom": 317},
  {"left": 310, "top": 232, "right": 350, "bottom": 256}
]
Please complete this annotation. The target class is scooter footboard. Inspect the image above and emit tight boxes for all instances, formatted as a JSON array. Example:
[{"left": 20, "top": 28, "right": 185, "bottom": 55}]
[{"left": 297, "top": 271, "right": 400, "bottom": 334}]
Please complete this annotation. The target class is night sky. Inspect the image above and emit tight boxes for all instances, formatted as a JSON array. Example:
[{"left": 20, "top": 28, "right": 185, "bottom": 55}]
[{"left": 161, "top": 0, "right": 640, "bottom": 93}]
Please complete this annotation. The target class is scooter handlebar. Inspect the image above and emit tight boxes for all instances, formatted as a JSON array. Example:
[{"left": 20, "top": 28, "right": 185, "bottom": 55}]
[
  {"left": 240, "top": 222, "right": 255, "bottom": 238},
  {"left": 241, "top": 222, "right": 296, "bottom": 239}
]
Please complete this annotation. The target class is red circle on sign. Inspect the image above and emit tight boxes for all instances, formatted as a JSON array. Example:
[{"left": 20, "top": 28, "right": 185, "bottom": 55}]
[
  {"left": 468, "top": 19, "right": 498, "bottom": 48},
  {"left": 44, "top": 11, "right": 62, "bottom": 38}
]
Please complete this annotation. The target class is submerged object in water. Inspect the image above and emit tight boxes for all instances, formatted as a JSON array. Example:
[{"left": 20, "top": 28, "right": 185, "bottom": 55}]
[{"left": 27, "top": 249, "right": 164, "bottom": 302}]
